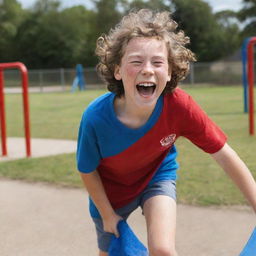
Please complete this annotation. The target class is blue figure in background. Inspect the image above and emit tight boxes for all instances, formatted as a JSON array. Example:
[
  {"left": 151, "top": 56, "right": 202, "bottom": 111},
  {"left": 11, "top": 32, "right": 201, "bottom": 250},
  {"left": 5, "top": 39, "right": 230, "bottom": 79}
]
[{"left": 71, "top": 64, "right": 86, "bottom": 92}]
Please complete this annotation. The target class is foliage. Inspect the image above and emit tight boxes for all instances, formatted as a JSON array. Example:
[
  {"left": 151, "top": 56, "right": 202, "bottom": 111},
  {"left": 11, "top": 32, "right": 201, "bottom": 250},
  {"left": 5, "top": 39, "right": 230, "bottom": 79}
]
[
  {"left": 0, "top": 0, "right": 28, "bottom": 61},
  {"left": 93, "top": 0, "right": 122, "bottom": 35},
  {"left": 14, "top": 4, "right": 97, "bottom": 68},
  {"left": 32, "top": 0, "right": 61, "bottom": 13},
  {"left": 0, "top": 0, "right": 247, "bottom": 68},
  {"left": 171, "top": 0, "right": 240, "bottom": 61},
  {"left": 125, "top": 0, "right": 171, "bottom": 12},
  {"left": 238, "top": 0, "right": 256, "bottom": 37}
]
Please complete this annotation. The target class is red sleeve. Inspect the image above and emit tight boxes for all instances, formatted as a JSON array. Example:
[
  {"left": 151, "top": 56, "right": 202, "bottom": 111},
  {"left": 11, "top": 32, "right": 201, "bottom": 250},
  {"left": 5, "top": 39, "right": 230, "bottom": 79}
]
[{"left": 178, "top": 93, "right": 227, "bottom": 154}]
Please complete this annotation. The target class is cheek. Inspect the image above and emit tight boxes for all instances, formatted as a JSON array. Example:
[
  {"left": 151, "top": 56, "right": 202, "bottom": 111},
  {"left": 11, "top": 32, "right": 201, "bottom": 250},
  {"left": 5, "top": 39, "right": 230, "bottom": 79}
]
[
  {"left": 124, "top": 65, "right": 139, "bottom": 78},
  {"left": 158, "top": 68, "right": 170, "bottom": 81},
  {"left": 164, "top": 65, "right": 171, "bottom": 81}
]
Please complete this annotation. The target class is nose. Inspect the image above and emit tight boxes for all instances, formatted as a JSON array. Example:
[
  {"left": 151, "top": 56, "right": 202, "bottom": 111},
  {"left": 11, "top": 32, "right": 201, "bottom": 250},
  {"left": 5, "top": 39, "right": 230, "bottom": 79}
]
[{"left": 141, "top": 62, "right": 154, "bottom": 76}]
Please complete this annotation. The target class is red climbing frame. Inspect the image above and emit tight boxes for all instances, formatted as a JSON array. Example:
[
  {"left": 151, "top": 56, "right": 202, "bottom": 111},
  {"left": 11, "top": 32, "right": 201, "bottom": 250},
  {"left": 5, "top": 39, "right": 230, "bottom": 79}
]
[
  {"left": 0, "top": 62, "right": 31, "bottom": 157},
  {"left": 247, "top": 37, "right": 256, "bottom": 135}
]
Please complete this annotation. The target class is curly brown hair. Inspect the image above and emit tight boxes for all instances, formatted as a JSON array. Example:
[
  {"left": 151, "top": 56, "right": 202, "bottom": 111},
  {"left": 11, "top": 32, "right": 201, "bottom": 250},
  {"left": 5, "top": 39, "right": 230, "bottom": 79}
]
[{"left": 95, "top": 9, "right": 196, "bottom": 96}]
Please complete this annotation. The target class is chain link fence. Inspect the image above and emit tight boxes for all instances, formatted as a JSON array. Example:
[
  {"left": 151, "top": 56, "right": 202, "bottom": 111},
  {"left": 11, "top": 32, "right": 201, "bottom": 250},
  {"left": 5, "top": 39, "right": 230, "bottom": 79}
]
[{"left": 2, "top": 61, "right": 250, "bottom": 93}]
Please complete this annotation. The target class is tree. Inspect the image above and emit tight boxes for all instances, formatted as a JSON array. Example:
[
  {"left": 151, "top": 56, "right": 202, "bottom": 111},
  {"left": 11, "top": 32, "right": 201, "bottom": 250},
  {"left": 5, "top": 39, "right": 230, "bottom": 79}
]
[
  {"left": 238, "top": 0, "right": 256, "bottom": 37},
  {"left": 61, "top": 6, "right": 98, "bottom": 67},
  {"left": 0, "top": 0, "right": 27, "bottom": 61},
  {"left": 1, "top": 0, "right": 245, "bottom": 68},
  {"left": 171, "top": 0, "right": 240, "bottom": 61},
  {"left": 32, "top": 0, "right": 60, "bottom": 14},
  {"left": 214, "top": 10, "right": 241, "bottom": 55},
  {"left": 15, "top": 6, "right": 97, "bottom": 68},
  {"left": 215, "top": 10, "right": 239, "bottom": 27},
  {"left": 126, "top": 0, "right": 170, "bottom": 12},
  {"left": 92, "top": 0, "right": 122, "bottom": 35},
  {"left": 14, "top": 13, "right": 42, "bottom": 67}
]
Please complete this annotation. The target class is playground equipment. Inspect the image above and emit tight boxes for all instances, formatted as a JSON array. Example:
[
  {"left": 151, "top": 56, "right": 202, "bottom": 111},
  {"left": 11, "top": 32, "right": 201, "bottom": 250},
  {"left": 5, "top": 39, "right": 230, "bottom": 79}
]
[
  {"left": 71, "top": 64, "right": 86, "bottom": 92},
  {"left": 0, "top": 62, "right": 31, "bottom": 157},
  {"left": 241, "top": 37, "right": 256, "bottom": 135},
  {"left": 242, "top": 37, "right": 251, "bottom": 113}
]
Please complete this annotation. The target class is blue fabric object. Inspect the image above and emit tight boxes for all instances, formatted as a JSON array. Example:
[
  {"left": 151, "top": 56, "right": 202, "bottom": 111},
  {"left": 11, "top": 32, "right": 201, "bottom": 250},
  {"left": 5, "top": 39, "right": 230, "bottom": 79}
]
[
  {"left": 109, "top": 220, "right": 149, "bottom": 256},
  {"left": 240, "top": 227, "right": 256, "bottom": 256}
]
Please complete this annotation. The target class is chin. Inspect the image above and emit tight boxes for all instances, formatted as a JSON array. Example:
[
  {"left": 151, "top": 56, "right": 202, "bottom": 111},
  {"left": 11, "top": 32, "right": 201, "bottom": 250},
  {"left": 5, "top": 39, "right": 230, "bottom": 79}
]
[{"left": 135, "top": 96, "right": 158, "bottom": 107}]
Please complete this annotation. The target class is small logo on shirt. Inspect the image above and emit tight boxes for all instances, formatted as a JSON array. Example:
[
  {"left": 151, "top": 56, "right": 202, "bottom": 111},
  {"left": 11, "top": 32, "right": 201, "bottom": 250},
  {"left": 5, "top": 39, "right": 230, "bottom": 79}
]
[{"left": 160, "top": 134, "right": 176, "bottom": 147}]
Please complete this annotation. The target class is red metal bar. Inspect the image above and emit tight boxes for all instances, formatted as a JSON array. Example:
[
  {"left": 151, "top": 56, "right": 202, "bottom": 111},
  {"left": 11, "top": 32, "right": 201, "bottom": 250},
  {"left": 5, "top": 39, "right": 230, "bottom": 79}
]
[
  {"left": 0, "top": 62, "right": 31, "bottom": 157},
  {"left": 0, "top": 70, "right": 7, "bottom": 156},
  {"left": 247, "top": 37, "right": 256, "bottom": 136},
  {"left": 20, "top": 64, "right": 31, "bottom": 157}
]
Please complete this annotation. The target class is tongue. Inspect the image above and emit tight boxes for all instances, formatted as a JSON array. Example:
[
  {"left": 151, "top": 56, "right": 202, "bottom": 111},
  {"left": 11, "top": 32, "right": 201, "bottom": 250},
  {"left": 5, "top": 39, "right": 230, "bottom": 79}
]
[{"left": 137, "top": 86, "right": 154, "bottom": 97}]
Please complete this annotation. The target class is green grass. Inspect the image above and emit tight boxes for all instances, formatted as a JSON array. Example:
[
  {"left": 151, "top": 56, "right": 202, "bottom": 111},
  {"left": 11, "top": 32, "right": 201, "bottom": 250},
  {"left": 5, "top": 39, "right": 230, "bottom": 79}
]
[
  {"left": 1, "top": 86, "right": 255, "bottom": 207},
  {"left": 5, "top": 90, "right": 105, "bottom": 139},
  {"left": 0, "top": 153, "right": 81, "bottom": 187}
]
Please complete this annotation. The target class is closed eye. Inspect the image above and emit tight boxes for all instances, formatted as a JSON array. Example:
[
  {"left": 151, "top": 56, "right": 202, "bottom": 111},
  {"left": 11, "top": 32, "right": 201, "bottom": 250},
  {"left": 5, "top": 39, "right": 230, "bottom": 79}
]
[
  {"left": 153, "top": 61, "right": 164, "bottom": 66},
  {"left": 131, "top": 61, "right": 142, "bottom": 64},
  {"left": 130, "top": 61, "right": 142, "bottom": 66}
]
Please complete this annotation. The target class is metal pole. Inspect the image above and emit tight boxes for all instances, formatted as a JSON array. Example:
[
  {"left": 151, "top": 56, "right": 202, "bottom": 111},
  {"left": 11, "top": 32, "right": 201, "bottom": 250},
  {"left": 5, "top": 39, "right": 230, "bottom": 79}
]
[
  {"left": 39, "top": 70, "right": 43, "bottom": 92},
  {"left": 242, "top": 37, "right": 251, "bottom": 113},
  {"left": 20, "top": 63, "right": 31, "bottom": 156},
  {"left": 0, "top": 69, "right": 7, "bottom": 156},
  {"left": 247, "top": 38, "right": 256, "bottom": 136},
  {"left": 60, "top": 68, "right": 65, "bottom": 91},
  {"left": 0, "top": 62, "right": 31, "bottom": 157}
]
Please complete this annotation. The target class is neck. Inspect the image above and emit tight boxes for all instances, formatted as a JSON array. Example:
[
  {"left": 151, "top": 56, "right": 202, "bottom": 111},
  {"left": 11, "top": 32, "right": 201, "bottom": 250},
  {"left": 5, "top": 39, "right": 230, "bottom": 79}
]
[{"left": 114, "top": 96, "right": 156, "bottom": 129}]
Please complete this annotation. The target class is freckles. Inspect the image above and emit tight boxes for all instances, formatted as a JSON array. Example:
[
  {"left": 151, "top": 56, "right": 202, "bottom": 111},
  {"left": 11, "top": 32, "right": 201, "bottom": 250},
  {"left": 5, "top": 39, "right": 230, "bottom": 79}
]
[
  {"left": 126, "top": 66, "right": 138, "bottom": 77},
  {"left": 127, "top": 70, "right": 136, "bottom": 77}
]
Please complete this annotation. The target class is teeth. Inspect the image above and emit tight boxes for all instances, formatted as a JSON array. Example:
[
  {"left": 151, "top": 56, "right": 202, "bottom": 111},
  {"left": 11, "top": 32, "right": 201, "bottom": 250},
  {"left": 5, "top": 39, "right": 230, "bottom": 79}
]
[{"left": 137, "top": 83, "right": 155, "bottom": 87}]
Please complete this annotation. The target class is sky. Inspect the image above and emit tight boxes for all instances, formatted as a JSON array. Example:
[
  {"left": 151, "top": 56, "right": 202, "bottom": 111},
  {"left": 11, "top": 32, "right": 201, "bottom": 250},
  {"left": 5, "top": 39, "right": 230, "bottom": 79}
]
[{"left": 16, "top": 0, "right": 244, "bottom": 13}]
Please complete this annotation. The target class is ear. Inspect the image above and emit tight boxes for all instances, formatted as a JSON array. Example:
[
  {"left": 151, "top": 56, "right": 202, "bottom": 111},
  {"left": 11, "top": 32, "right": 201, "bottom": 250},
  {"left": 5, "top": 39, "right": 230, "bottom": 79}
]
[{"left": 114, "top": 65, "right": 122, "bottom": 80}]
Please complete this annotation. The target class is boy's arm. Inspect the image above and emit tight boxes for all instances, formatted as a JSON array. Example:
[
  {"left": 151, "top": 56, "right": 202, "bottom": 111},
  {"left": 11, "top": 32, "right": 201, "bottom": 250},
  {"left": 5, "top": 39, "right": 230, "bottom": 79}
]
[
  {"left": 211, "top": 143, "right": 256, "bottom": 213},
  {"left": 80, "top": 170, "right": 122, "bottom": 237}
]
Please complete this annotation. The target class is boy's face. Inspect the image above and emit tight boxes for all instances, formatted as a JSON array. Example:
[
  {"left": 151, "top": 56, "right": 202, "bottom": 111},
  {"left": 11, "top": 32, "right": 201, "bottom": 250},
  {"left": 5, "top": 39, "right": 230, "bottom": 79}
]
[{"left": 114, "top": 37, "right": 171, "bottom": 108}]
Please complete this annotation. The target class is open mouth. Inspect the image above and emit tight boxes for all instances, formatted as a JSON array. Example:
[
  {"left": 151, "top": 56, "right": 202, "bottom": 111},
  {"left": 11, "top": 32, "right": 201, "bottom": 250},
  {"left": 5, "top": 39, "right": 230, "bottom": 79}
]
[{"left": 136, "top": 82, "right": 156, "bottom": 97}]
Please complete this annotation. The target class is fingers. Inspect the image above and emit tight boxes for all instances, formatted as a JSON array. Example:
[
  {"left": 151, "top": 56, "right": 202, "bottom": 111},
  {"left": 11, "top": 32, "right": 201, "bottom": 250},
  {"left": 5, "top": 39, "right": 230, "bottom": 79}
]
[
  {"left": 103, "top": 214, "right": 122, "bottom": 238},
  {"left": 112, "top": 216, "right": 122, "bottom": 237},
  {"left": 105, "top": 224, "right": 119, "bottom": 238},
  {"left": 113, "top": 226, "right": 120, "bottom": 238}
]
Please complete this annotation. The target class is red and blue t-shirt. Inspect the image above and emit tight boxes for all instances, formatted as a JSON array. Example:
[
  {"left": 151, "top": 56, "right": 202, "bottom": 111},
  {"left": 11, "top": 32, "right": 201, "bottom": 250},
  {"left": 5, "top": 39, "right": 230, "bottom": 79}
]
[{"left": 77, "top": 88, "right": 227, "bottom": 217}]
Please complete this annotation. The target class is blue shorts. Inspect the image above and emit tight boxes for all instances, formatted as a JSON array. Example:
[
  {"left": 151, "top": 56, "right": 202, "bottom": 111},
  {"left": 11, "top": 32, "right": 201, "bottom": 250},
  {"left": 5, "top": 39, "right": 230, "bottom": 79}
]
[{"left": 92, "top": 180, "right": 176, "bottom": 252}]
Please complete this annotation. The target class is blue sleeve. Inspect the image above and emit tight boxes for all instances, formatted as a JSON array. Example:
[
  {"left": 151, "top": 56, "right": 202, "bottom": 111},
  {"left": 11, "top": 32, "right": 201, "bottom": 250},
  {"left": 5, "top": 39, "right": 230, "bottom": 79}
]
[{"left": 76, "top": 111, "right": 101, "bottom": 173}]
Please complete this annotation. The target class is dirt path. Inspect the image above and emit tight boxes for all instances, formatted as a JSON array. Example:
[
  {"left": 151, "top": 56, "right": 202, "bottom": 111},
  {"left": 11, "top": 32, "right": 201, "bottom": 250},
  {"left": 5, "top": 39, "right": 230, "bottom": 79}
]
[
  {"left": 0, "top": 137, "right": 77, "bottom": 162},
  {"left": 1, "top": 179, "right": 255, "bottom": 256}
]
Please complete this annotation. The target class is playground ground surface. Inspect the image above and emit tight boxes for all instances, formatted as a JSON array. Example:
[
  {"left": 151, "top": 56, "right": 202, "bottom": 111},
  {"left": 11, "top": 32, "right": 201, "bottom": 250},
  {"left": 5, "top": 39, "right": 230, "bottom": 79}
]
[{"left": 0, "top": 137, "right": 255, "bottom": 256}]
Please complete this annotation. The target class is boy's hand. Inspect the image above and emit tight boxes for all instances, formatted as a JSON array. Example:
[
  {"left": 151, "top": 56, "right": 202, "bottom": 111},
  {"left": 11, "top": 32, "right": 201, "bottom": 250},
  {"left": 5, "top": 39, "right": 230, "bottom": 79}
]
[{"left": 103, "top": 213, "right": 123, "bottom": 238}]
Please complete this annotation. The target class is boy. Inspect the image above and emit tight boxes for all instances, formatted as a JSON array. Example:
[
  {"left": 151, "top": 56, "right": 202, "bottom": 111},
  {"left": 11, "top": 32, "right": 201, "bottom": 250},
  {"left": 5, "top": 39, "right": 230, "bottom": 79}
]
[{"left": 77, "top": 9, "right": 256, "bottom": 256}]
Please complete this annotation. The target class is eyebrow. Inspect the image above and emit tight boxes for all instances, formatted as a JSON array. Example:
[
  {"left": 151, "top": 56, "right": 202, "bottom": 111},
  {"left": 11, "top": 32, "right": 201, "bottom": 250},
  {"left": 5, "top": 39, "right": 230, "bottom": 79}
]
[
  {"left": 127, "top": 54, "right": 166, "bottom": 60},
  {"left": 127, "top": 54, "right": 142, "bottom": 59}
]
